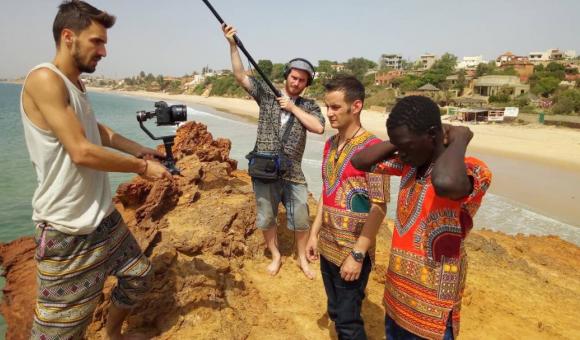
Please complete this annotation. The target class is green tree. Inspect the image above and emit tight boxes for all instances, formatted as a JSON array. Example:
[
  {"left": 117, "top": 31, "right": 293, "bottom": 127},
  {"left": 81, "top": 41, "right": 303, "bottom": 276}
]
[
  {"left": 489, "top": 86, "right": 513, "bottom": 103},
  {"left": 422, "top": 53, "right": 458, "bottom": 87},
  {"left": 257, "top": 59, "right": 273, "bottom": 78},
  {"left": 454, "top": 69, "right": 466, "bottom": 95},
  {"left": 552, "top": 88, "right": 580, "bottom": 114},
  {"left": 139, "top": 71, "right": 146, "bottom": 78},
  {"left": 317, "top": 60, "right": 335, "bottom": 74},
  {"left": 546, "top": 62, "right": 565, "bottom": 73},
  {"left": 532, "top": 76, "right": 561, "bottom": 97},
  {"left": 156, "top": 74, "right": 165, "bottom": 90},
  {"left": 271, "top": 63, "right": 285, "bottom": 82},
  {"left": 476, "top": 61, "right": 497, "bottom": 77},
  {"left": 345, "top": 57, "right": 377, "bottom": 81},
  {"left": 145, "top": 73, "right": 155, "bottom": 83},
  {"left": 393, "top": 74, "right": 424, "bottom": 92}
]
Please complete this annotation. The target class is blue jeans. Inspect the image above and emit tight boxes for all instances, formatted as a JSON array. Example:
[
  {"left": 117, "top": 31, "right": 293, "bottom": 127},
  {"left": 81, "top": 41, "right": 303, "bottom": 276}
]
[
  {"left": 321, "top": 255, "right": 372, "bottom": 340},
  {"left": 252, "top": 179, "right": 310, "bottom": 231},
  {"left": 385, "top": 313, "right": 454, "bottom": 340}
]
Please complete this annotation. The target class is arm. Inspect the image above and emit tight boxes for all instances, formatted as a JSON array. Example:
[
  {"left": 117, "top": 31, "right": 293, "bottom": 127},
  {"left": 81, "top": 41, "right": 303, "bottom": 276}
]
[
  {"left": 340, "top": 202, "right": 386, "bottom": 281},
  {"left": 351, "top": 140, "right": 398, "bottom": 171},
  {"left": 278, "top": 99, "right": 324, "bottom": 134},
  {"left": 222, "top": 24, "right": 251, "bottom": 91},
  {"left": 26, "top": 70, "right": 171, "bottom": 180},
  {"left": 431, "top": 126, "right": 473, "bottom": 200},
  {"left": 306, "top": 194, "right": 324, "bottom": 262},
  {"left": 98, "top": 123, "right": 164, "bottom": 159}
]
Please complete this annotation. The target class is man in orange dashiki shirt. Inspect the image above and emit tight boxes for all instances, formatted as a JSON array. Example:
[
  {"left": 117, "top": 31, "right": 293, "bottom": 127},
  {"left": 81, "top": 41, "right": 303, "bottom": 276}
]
[
  {"left": 306, "top": 76, "right": 390, "bottom": 339},
  {"left": 352, "top": 96, "right": 492, "bottom": 340}
]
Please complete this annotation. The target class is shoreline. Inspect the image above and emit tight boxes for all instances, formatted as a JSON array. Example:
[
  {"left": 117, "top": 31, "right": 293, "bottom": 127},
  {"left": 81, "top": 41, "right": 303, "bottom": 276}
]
[
  {"left": 88, "top": 87, "right": 580, "bottom": 173},
  {"left": 89, "top": 87, "right": 580, "bottom": 227}
]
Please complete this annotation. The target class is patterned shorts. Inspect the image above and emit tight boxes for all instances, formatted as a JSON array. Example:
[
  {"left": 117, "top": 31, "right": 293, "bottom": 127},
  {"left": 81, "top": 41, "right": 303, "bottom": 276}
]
[{"left": 30, "top": 210, "right": 153, "bottom": 340}]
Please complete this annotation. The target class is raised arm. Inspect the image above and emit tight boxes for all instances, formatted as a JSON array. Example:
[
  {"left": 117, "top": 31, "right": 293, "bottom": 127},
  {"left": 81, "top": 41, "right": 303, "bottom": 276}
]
[
  {"left": 351, "top": 140, "right": 398, "bottom": 171},
  {"left": 431, "top": 125, "right": 473, "bottom": 200},
  {"left": 24, "top": 69, "right": 171, "bottom": 180},
  {"left": 278, "top": 100, "right": 325, "bottom": 134},
  {"left": 222, "top": 24, "right": 251, "bottom": 91}
]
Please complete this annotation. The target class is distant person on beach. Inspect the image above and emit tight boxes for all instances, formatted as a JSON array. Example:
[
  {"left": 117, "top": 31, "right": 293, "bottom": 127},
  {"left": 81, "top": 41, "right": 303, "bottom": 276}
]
[
  {"left": 20, "top": 1, "right": 171, "bottom": 339},
  {"left": 306, "top": 75, "right": 389, "bottom": 339},
  {"left": 351, "top": 96, "right": 492, "bottom": 340},
  {"left": 222, "top": 24, "right": 325, "bottom": 278}
]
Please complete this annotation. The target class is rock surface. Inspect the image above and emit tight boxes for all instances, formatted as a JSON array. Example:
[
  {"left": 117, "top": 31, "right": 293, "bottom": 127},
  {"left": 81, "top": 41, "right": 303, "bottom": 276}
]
[{"left": 1, "top": 121, "right": 579, "bottom": 339}]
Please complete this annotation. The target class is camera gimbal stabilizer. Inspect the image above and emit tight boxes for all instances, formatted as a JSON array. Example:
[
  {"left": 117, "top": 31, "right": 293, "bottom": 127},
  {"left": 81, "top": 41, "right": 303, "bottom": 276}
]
[{"left": 136, "top": 101, "right": 187, "bottom": 175}]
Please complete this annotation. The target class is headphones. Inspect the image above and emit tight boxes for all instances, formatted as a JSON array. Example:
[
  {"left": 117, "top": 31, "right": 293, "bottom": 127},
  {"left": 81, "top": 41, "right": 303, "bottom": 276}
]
[{"left": 283, "top": 58, "right": 316, "bottom": 86}]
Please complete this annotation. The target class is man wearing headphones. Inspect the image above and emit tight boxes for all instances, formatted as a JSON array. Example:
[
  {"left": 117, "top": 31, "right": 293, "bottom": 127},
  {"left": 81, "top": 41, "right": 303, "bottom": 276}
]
[{"left": 223, "top": 24, "right": 325, "bottom": 278}]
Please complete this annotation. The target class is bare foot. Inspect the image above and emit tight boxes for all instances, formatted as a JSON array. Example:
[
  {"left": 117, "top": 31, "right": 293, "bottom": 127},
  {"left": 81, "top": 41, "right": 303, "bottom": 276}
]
[
  {"left": 266, "top": 255, "right": 282, "bottom": 276},
  {"left": 299, "top": 257, "right": 316, "bottom": 280}
]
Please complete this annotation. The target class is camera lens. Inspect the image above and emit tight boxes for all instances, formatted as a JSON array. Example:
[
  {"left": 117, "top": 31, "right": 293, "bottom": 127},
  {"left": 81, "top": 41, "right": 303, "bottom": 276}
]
[{"left": 170, "top": 105, "right": 187, "bottom": 122}]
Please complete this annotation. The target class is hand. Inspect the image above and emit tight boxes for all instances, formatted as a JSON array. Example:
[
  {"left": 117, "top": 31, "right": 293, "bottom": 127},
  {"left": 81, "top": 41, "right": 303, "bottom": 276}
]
[
  {"left": 306, "top": 236, "right": 319, "bottom": 263},
  {"left": 443, "top": 124, "right": 473, "bottom": 146},
  {"left": 340, "top": 254, "right": 363, "bottom": 281},
  {"left": 222, "top": 23, "right": 237, "bottom": 45},
  {"left": 276, "top": 96, "right": 296, "bottom": 112},
  {"left": 140, "top": 160, "right": 173, "bottom": 181},
  {"left": 136, "top": 146, "right": 165, "bottom": 161}
]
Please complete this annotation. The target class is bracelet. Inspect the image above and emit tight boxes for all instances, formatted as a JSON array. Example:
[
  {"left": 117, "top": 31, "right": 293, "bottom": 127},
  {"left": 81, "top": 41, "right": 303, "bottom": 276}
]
[{"left": 138, "top": 159, "right": 148, "bottom": 176}]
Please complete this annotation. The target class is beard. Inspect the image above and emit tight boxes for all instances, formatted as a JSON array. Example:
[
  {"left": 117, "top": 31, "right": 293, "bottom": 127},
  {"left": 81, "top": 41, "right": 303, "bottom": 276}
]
[
  {"left": 285, "top": 83, "right": 305, "bottom": 97},
  {"left": 72, "top": 43, "right": 97, "bottom": 74}
]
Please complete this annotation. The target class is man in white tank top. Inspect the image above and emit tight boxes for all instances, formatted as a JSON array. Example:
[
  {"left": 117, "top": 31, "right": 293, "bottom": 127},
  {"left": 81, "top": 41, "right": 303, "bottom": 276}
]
[{"left": 20, "top": 1, "right": 171, "bottom": 339}]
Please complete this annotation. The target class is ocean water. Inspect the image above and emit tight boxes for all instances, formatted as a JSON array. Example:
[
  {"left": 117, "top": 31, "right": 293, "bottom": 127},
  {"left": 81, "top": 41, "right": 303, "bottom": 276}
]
[{"left": 0, "top": 82, "right": 579, "bottom": 337}]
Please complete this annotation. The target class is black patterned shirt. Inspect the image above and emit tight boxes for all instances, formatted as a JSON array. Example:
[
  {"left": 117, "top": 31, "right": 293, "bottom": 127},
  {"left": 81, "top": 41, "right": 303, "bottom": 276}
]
[{"left": 247, "top": 77, "right": 325, "bottom": 184}]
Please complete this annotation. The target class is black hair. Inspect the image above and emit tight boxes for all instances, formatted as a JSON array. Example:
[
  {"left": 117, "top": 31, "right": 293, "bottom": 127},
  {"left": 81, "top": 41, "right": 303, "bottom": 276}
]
[
  {"left": 324, "top": 75, "right": 365, "bottom": 105},
  {"left": 53, "top": 0, "right": 116, "bottom": 46},
  {"left": 387, "top": 95, "right": 441, "bottom": 134}
]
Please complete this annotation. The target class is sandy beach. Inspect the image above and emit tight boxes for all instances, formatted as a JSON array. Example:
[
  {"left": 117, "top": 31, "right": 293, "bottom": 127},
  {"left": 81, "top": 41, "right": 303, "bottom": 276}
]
[
  {"left": 89, "top": 87, "right": 580, "bottom": 172},
  {"left": 88, "top": 87, "right": 580, "bottom": 227}
]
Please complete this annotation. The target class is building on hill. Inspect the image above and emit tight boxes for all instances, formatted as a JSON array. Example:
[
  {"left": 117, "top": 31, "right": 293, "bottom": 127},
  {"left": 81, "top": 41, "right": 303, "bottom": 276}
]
[
  {"left": 375, "top": 70, "right": 405, "bottom": 86},
  {"left": 457, "top": 56, "right": 486, "bottom": 70},
  {"left": 379, "top": 54, "right": 403, "bottom": 70},
  {"left": 420, "top": 53, "right": 437, "bottom": 70},
  {"left": 499, "top": 60, "right": 534, "bottom": 83},
  {"left": 473, "top": 75, "right": 529, "bottom": 98},
  {"left": 496, "top": 51, "right": 528, "bottom": 67},
  {"left": 529, "top": 49, "right": 565, "bottom": 63},
  {"left": 331, "top": 64, "right": 346, "bottom": 73}
]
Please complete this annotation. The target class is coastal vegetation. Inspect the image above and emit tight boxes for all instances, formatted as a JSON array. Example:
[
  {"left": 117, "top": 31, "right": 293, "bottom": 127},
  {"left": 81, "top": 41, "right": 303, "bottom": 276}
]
[{"left": 87, "top": 55, "right": 580, "bottom": 116}]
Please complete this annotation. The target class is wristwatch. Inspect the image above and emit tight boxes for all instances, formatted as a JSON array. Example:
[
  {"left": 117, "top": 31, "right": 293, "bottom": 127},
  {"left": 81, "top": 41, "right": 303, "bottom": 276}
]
[{"left": 350, "top": 250, "right": 365, "bottom": 263}]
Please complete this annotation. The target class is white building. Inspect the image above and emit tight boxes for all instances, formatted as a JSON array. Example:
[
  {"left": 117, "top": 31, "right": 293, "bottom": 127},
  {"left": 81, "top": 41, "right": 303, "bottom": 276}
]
[
  {"left": 528, "top": 48, "right": 564, "bottom": 63},
  {"left": 565, "top": 50, "right": 577, "bottom": 59},
  {"left": 457, "top": 55, "right": 486, "bottom": 69},
  {"left": 420, "top": 54, "right": 437, "bottom": 70},
  {"left": 379, "top": 54, "right": 403, "bottom": 70}
]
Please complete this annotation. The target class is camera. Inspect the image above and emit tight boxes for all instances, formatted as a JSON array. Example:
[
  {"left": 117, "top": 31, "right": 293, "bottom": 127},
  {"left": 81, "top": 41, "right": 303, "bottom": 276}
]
[
  {"left": 136, "top": 101, "right": 189, "bottom": 175},
  {"left": 137, "top": 101, "right": 187, "bottom": 126}
]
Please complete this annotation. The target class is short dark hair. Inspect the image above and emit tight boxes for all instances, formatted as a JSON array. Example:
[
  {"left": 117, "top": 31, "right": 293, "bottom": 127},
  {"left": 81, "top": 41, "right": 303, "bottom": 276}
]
[
  {"left": 387, "top": 95, "right": 441, "bottom": 134},
  {"left": 324, "top": 75, "right": 365, "bottom": 105},
  {"left": 53, "top": 0, "right": 116, "bottom": 46}
]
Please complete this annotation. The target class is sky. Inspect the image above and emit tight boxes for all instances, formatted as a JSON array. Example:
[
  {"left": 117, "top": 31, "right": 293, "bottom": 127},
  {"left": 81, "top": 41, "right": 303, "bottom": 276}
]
[{"left": 1, "top": 0, "right": 579, "bottom": 79}]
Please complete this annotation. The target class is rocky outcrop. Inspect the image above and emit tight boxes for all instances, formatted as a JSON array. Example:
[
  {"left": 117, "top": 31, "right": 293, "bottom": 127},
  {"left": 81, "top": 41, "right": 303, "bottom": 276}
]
[
  {"left": 2, "top": 121, "right": 580, "bottom": 339},
  {"left": 0, "top": 237, "right": 36, "bottom": 340}
]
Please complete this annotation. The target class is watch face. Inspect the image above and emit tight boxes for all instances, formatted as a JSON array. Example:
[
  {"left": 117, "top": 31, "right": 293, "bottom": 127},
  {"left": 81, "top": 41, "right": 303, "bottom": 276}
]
[{"left": 351, "top": 251, "right": 364, "bottom": 262}]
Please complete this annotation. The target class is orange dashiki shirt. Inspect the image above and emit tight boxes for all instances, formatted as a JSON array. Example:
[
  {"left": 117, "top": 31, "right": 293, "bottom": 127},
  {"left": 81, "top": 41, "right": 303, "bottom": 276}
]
[
  {"left": 373, "top": 156, "right": 492, "bottom": 340},
  {"left": 318, "top": 131, "right": 390, "bottom": 267}
]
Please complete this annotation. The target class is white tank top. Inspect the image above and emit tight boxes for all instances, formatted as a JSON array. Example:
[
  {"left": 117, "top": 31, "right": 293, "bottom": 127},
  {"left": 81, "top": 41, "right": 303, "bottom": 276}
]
[{"left": 20, "top": 63, "right": 113, "bottom": 235}]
